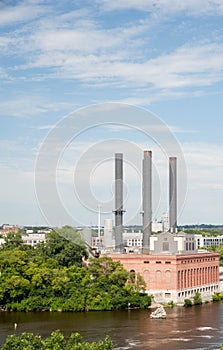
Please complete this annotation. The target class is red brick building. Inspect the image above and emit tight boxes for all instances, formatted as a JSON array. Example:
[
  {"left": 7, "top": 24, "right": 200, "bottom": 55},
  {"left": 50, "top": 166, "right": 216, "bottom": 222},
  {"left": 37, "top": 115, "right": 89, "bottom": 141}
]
[
  {"left": 0, "top": 224, "right": 19, "bottom": 235},
  {"left": 108, "top": 252, "right": 220, "bottom": 303}
]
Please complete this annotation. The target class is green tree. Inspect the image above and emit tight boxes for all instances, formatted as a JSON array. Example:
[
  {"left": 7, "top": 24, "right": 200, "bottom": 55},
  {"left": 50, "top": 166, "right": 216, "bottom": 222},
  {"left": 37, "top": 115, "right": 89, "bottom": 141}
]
[
  {"left": 207, "top": 244, "right": 223, "bottom": 266},
  {"left": 0, "top": 230, "right": 150, "bottom": 312},
  {"left": 0, "top": 248, "right": 29, "bottom": 276},
  {"left": 37, "top": 227, "right": 88, "bottom": 267},
  {"left": 1, "top": 331, "right": 114, "bottom": 350},
  {"left": 212, "top": 292, "right": 222, "bottom": 302},
  {"left": 4, "top": 275, "right": 30, "bottom": 301},
  {"left": 1, "top": 233, "right": 23, "bottom": 250},
  {"left": 1, "top": 332, "right": 43, "bottom": 350},
  {"left": 43, "top": 330, "right": 66, "bottom": 350},
  {"left": 193, "top": 292, "right": 202, "bottom": 305},
  {"left": 184, "top": 298, "right": 192, "bottom": 307}
]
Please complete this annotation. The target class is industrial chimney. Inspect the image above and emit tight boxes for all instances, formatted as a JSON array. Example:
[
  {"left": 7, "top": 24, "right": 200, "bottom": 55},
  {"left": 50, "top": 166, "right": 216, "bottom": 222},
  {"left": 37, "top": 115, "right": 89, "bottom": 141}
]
[
  {"left": 114, "top": 153, "right": 124, "bottom": 251},
  {"left": 142, "top": 150, "right": 152, "bottom": 252},
  {"left": 169, "top": 157, "right": 177, "bottom": 233}
]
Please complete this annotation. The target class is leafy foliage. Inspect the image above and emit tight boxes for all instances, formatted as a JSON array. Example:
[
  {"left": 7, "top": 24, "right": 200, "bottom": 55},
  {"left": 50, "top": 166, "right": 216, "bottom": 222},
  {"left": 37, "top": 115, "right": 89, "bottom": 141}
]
[
  {"left": 212, "top": 292, "right": 223, "bottom": 302},
  {"left": 36, "top": 227, "right": 88, "bottom": 267},
  {"left": 1, "top": 330, "right": 114, "bottom": 350},
  {"left": 184, "top": 298, "right": 192, "bottom": 307},
  {"left": 1, "top": 233, "right": 23, "bottom": 250},
  {"left": 193, "top": 292, "right": 202, "bottom": 305},
  {"left": 207, "top": 244, "right": 223, "bottom": 266},
  {"left": 0, "top": 227, "right": 151, "bottom": 312}
]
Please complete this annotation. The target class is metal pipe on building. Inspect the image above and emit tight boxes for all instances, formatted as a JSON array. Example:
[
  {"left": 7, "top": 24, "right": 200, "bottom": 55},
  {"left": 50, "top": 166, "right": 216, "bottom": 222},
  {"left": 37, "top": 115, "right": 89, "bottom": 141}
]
[
  {"left": 114, "top": 153, "right": 124, "bottom": 251},
  {"left": 142, "top": 150, "right": 152, "bottom": 252},
  {"left": 169, "top": 157, "right": 177, "bottom": 233}
]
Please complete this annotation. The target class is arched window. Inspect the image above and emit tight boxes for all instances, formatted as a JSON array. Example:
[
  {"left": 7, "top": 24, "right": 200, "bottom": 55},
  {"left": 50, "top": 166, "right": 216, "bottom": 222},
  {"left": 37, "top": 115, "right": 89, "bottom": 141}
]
[
  {"left": 156, "top": 270, "right": 162, "bottom": 282},
  {"left": 129, "top": 269, "right": 136, "bottom": 283},
  {"left": 143, "top": 269, "right": 149, "bottom": 283},
  {"left": 165, "top": 270, "right": 171, "bottom": 283}
]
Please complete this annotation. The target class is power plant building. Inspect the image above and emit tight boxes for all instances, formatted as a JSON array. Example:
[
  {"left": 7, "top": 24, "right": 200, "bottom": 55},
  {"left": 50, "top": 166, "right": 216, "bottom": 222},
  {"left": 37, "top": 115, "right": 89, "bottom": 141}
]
[
  {"left": 84, "top": 151, "right": 220, "bottom": 303},
  {"left": 103, "top": 151, "right": 220, "bottom": 304},
  {"left": 108, "top": 229, "right": 219, "bottom": 304},
  {"left": 110, "top": 250, "right": 219, "bottom": 303}
]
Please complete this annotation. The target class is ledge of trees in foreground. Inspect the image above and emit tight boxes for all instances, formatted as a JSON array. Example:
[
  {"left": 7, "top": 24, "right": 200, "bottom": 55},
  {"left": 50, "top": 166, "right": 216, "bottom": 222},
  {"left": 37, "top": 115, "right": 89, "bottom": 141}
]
[{"left": 1, "top": 330, "right": 114, "bottom": 350}]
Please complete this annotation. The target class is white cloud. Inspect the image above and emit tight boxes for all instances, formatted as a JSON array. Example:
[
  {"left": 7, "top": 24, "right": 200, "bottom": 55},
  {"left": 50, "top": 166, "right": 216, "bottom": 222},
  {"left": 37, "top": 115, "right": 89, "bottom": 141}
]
[
  {"left": 37, "top": 124, "right": 58, "bottom": 130},
  {"left": 0, "top": 67, "right": 11, "bottom": 80},
  {"left": 0, "top": 1, "right": 51, "bottom": 27},
  {"left": 1, "top": 1, "right": 223, "bottom": 98},
  {"left": 102, "top": 122, "right": 196, "bottom": 134},
  {"left": 30, "top": 28, "right": 126, "bottom": 54},
  {"left": 182, "top": 142, "right": 223, "bottom": 190},
  {"left": 0, "top": 95, "right": 73, "bottom": 118},
  {"left": 98, "top": 0, "right": 223, "bottom": 16},
  {"left": 16, "top": 40, "right": 223, "bottom": 92}
]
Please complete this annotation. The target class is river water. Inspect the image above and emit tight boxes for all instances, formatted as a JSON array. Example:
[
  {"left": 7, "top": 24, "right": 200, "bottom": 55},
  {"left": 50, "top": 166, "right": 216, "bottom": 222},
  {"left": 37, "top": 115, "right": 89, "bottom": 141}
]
[{"left": 0, "top": 302, "right": 223, "bottom": 350}]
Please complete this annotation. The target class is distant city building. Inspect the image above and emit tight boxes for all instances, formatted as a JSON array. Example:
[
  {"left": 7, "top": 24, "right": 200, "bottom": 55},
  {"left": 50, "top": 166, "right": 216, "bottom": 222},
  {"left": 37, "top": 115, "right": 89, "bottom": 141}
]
[
  {"left": 23, "top": 227, "right": 51, "bottom": 235},
  {"left": 0, "top": 224, "right": 19, "bottom": 235},
  {"left": 123, "top": 231, "right": 142, "bottom": 253},
  {"left": 195, "top": 234, "right": 223, "bottom": 248},
  {"left": 161, "top": 212, "right": 169, "bottom": 232},
  {"left": 104, "top": 219, "right": 114, "bottom": 249},
  {"left": 22, "top": 233, "right": 46, "bottom": 247},
  {"left": 152, "top": 221, "right": 163, "bottom": 232},
  {"left": 20, "top": 227, "right": 51, "bottom": 247},
  {"left": 92, "top": 236, "right": 104, "bottom": 247}
]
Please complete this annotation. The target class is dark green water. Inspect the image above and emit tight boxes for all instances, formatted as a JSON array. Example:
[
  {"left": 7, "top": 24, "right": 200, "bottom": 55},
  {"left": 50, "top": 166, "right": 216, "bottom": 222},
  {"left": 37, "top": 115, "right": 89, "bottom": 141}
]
[{"left": 0, "top": 303, "right": 223, "bottom": 349}]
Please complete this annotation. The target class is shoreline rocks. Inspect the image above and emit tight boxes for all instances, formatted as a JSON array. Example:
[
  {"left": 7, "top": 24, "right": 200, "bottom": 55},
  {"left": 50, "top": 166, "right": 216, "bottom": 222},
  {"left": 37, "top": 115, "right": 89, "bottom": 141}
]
[{"left": 150, "top": 305, "right": 166, "bottom": 319}]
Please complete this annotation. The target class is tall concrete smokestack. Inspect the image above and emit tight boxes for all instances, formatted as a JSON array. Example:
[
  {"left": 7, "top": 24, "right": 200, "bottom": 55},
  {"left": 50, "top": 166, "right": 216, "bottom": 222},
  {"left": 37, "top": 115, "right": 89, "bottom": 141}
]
[
  {"left": 142, "top": 150, "right": 152, "bottom": 252},
  {"left": 169, "top": 157, "right": 177, "bottom": 233},
  {"left": 114, "top": 153, "right": 124, "bottom": 251}
]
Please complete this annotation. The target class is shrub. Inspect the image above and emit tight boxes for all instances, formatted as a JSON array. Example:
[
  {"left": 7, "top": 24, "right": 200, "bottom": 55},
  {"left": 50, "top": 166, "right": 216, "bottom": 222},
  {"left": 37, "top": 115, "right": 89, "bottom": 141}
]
[
  {"left": 167, "top": 300, "right": 174, "bottom": 308},
  {"left": 193, "top": 292, "right": 202, "bottom": 305},
  {"left": 184, "top": 298, "right": 192, "bottom": 307},
  {"left": 1, "top": 331, "right": 114, "bottom": 350},
  {"left": 212, "top": 292, "right": 221, "bottom": 302},
  {"left": 1, "top": 332, "right": 43, "bottom": 350}
]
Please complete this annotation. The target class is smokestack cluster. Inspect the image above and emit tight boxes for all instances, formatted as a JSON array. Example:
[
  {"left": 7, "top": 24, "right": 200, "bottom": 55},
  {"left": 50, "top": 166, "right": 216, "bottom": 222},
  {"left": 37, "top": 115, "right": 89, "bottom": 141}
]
[{"left": 113, "top": 152, "right": 178, "bottom": 253}]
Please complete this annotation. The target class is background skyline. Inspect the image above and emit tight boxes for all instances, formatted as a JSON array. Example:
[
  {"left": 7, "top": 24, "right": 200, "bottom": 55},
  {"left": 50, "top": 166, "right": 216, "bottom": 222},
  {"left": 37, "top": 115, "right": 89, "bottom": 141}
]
[{"left": 1, "top": 0, "right": 223, "bottom": 226}]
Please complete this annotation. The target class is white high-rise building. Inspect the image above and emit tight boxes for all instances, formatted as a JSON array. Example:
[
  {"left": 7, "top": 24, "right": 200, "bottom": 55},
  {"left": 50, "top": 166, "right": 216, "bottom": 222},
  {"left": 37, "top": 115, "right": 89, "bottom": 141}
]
[
  {"left": 162, "top": 212, "right": 169, "bottom": 232},
  {"left": 104, "top": 219, "right": 114, "bottom": 249},
  {"left": 152, "top": 221, "right": 162, "bottom": 232}
]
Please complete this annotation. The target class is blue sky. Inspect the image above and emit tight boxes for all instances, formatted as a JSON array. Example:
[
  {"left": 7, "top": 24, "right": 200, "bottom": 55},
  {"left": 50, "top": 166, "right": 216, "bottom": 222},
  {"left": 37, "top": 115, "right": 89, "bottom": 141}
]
[{"left": 1, "top": 0, "right": 223, "bottom": 227}]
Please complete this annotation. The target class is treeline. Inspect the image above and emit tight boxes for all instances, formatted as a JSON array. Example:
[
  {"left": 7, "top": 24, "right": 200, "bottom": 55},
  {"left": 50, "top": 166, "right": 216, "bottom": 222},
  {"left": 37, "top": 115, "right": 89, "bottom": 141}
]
[
  {"left": 1, "top": 330, "right": 113, "bottom": 350},
  {"left": 0, "top": 227, "right": 151, "bottom": 311},
  {"left": 207, "top": 245, "right": 223, "bottom": 266}
]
